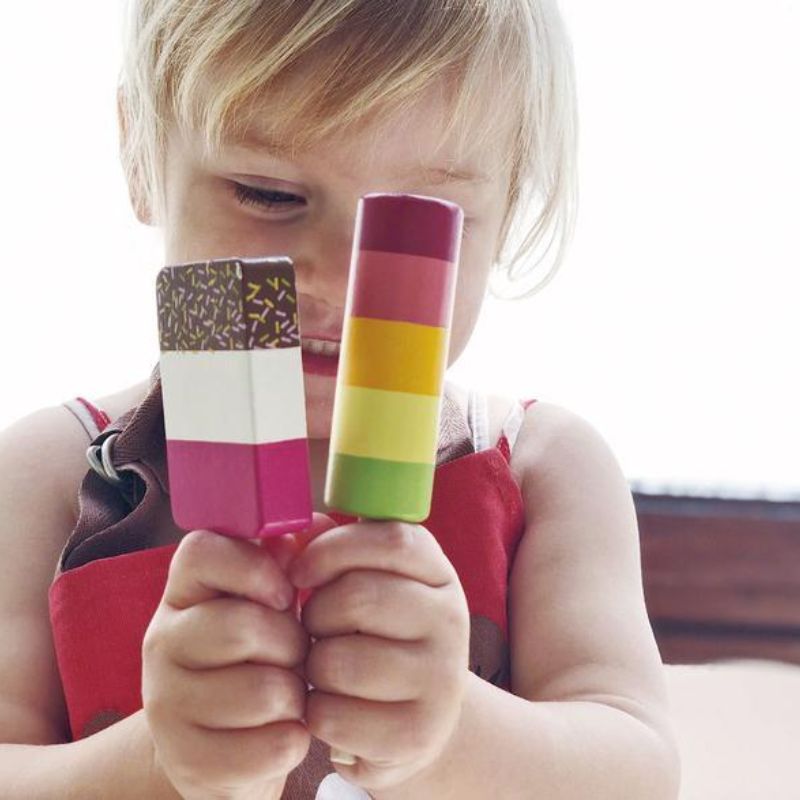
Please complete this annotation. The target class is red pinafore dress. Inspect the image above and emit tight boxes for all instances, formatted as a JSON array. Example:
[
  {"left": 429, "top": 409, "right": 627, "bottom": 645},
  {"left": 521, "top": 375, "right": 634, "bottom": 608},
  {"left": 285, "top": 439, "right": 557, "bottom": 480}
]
[{"left": 50, "top": 371, "right": 535, "bottom": 799}]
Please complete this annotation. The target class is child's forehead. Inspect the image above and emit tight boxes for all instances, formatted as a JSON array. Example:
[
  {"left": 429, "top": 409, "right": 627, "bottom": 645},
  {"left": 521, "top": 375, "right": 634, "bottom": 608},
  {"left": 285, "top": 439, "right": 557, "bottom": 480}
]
[{"left": 202, "top": 77, "right": 509, "bottom": 184}]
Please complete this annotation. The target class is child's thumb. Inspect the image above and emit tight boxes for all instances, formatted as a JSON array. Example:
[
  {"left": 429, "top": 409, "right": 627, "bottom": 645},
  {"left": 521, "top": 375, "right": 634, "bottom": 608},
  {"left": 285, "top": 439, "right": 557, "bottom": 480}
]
[
  {"left": 293, "top": 511, "right": 339, "bottom": 552},
  {"left": 258, "top": 512, "right": 338, "bottom": 571}
]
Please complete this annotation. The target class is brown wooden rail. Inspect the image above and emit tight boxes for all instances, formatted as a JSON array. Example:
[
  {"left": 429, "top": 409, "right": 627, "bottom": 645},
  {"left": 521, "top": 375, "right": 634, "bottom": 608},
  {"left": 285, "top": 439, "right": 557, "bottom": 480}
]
[{"left": 633, "top": 492, "right": 800, "bottom": 666}]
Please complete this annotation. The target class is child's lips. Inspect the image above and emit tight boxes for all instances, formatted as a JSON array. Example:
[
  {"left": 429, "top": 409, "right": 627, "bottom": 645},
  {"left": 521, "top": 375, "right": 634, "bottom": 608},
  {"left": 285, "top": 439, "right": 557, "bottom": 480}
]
[
  {"left": 300, "top": 330, "right": 342, "bottom": 378},
  {"left": 300, "top": 347, "right": 340, "bottom": 377}
]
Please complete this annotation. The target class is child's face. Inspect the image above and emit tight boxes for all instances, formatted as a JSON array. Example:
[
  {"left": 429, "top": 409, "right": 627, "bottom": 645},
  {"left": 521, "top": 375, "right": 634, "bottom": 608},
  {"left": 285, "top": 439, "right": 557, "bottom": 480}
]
[{"left": 160, "top": 78, "right": 511, "bottom": 438}]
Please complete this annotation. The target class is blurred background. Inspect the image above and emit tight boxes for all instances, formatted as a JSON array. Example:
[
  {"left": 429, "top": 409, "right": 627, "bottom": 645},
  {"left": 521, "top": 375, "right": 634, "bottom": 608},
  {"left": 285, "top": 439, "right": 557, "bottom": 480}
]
[{"left": 0, "top": 2, "right": 798, "bottom": 797}]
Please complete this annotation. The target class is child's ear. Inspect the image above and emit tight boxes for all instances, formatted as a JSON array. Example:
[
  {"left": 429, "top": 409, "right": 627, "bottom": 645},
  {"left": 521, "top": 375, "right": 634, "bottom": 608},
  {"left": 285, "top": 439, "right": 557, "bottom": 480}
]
[{"left": 116, "top": 85, "right": 155, "bottom": 226}]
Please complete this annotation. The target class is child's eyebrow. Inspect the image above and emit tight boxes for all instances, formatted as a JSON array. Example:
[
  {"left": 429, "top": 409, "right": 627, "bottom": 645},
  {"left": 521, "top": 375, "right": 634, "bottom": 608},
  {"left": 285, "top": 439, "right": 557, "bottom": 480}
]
[
  {"left": 396, "top": 165, "right": 491, "bottom": 187},
  {"left": 231, "top": 133, "right": 490, "bottom": 187}
]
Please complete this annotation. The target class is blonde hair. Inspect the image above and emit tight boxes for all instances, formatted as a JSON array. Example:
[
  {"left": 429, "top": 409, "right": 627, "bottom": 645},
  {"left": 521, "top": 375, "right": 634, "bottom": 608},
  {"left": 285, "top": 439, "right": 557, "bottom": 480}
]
[{"left": 119, "top": 0, "right": 578, "bottom": 299}]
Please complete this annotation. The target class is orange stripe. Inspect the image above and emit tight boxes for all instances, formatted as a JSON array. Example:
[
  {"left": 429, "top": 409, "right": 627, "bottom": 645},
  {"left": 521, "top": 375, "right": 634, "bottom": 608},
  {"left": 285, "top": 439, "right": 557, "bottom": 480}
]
[{"left": 340, "top": 317, "right": 448, "bottom": 396}]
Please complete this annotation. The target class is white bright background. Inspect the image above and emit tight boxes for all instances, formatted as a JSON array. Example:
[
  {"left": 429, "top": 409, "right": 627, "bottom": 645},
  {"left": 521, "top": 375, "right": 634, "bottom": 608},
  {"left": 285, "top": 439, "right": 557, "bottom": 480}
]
[{"left": 0, "top": 2, "right": 797, "bottom": 496}]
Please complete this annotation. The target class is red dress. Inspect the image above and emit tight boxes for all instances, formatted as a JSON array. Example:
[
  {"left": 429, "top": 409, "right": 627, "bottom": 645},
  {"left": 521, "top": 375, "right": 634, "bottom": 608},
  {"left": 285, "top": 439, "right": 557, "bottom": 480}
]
[{"left": 51, "top": 382, "right": 535, "bottom": 798}]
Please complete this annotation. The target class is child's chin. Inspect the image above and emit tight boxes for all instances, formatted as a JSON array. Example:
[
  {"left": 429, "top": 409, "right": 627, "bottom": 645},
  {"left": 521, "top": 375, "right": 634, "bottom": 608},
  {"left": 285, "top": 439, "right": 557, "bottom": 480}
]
[{"left": 303, "top": 393, "right": 335, "bottom": 441}]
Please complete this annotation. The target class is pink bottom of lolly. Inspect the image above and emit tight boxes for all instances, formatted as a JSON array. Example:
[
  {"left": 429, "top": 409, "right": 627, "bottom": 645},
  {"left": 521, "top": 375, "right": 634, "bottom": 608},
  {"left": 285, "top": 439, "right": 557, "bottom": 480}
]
[{"left": 166, "top": 438, "right": 312, "bottom": 538}]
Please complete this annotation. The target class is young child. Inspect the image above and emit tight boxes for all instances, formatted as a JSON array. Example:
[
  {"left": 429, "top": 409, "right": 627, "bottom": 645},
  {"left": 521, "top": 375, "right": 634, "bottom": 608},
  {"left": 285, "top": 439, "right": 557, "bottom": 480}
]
[{"left": 0, "top": 1, "right": 680, "bottom": 798}]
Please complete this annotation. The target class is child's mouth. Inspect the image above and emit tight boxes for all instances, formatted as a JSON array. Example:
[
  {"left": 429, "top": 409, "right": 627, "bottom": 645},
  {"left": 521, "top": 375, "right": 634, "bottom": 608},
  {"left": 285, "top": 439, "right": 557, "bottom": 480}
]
[
  {"left": 301, "top": 337, "right": 341, "bottom": 357},
  {"left": 301, "top": 337, "right": 341, "bottom": 377}
]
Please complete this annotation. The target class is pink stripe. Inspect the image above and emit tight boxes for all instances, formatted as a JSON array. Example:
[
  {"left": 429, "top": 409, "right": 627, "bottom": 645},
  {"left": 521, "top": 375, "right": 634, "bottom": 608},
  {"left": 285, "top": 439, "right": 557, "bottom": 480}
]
[
  {"left": 349, "top": 250, "right": 457, "bottom": 327},
  {"left": 166, "top": 439, "right": 312, "bottom": 538}
]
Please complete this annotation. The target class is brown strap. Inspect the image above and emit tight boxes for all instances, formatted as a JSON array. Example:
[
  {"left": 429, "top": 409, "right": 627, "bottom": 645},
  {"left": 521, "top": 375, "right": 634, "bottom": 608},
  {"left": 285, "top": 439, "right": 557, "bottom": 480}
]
[{"left": 58, "top": 366, "right": 168, "bottom": 574}]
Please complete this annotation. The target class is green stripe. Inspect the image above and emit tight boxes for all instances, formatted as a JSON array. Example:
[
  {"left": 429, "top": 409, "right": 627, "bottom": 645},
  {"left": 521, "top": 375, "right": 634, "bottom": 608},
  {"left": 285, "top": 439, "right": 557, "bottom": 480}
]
[{"left": 325, "top": 453, "right": 434, "bottom": 522}]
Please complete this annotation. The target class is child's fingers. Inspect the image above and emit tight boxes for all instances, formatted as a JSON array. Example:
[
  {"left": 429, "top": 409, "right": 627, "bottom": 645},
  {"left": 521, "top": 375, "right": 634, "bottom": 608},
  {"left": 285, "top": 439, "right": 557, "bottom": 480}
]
[
  {"left": 162, "top": 596, "right": 309, "bottom": 670},
  {"left": 292, "top": 512, "right": 340, "bottom": 552},
  {"left": 305, "top": 634, "right": 426, "bottom": 702},
  {"left": 169, "top": 662, "right": 307, "bottom": 730},
  {"left": 161, "top": 717, "right": 310, "bottom": 790},
  {"left": 257, "top": 532, "right": 299, "bottom": 572},
  {"left": 257, "top": 512, "right": 338, "bottom": 572},
  {"left": 272, "top": 514, "right": 341, "bottom": 611},
  {"left": 306, "top": 691, "right": 422, "bottom": 767},
  {"left": 164, "top": 529, "right": 294, "bottom": 611},
  {"left": 301, "top": 570, "right": 437, "bottom": 641},
  {"left": 290, "top": 521, "right": 453, "bottom": 590}
]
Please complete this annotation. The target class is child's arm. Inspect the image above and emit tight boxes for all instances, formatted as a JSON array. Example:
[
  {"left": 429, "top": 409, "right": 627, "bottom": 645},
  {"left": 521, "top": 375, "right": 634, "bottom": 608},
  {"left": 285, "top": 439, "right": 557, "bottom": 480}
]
[
  {"left": 1, "top": 710, "right": 181, "bottom": 798},
  {"left": 373, "top": 401, "right": 681, "bottom": 799},
  {"left": 0, "top": 409, "right": 179, "bottom": 797}
]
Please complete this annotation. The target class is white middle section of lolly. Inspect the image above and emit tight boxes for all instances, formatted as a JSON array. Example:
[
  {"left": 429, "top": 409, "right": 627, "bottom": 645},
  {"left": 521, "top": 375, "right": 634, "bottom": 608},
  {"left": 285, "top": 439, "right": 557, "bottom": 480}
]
[{"left": 160, "top": 348, "right": 307, "bottom": 444}]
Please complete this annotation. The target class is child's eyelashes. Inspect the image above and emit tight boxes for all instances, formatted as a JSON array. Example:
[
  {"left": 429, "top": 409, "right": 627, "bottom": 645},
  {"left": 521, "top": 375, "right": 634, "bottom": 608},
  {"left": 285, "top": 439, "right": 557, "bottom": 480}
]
[
  {"left": 231, "top": 181, "right": 306, "bottom": 214},
  {"left": 231, "top": 181, "right": 474, "bottom": 236}
]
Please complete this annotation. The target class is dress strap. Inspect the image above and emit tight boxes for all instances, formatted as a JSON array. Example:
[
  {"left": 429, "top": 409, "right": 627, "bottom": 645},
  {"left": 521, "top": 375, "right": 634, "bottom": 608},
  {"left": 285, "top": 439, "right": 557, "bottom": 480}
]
[
  {"left": 496, "top": 398, "right": 537, "bottom": 463},
  {"left": 466, "top": 391, "right": 538, "bottom": 461},
  {"left": 467, "top": 390, "right": 490, "bottom": 452},
  {"left": 63, "top": 397, "right": 111, "bottom": 442}
]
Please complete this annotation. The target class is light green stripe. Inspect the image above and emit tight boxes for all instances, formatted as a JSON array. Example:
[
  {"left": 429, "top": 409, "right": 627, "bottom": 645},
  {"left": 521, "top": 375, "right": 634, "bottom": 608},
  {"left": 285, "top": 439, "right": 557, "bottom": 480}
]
[{"left": 324, "top": 453, "right": 434, "bottom": 522}]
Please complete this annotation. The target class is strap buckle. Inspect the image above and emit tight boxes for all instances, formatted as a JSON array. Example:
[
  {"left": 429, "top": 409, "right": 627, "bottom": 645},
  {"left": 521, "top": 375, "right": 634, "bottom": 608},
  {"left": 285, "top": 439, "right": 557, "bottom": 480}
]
[{"left": 86, "top": 432, "right": 125, "bottom": 487}]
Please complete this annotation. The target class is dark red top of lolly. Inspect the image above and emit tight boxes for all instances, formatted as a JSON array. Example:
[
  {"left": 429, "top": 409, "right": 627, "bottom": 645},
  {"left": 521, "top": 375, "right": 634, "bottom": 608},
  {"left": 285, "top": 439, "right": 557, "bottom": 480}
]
[{"left": 357, "top": 193, "right": 464, "bottom": 263}]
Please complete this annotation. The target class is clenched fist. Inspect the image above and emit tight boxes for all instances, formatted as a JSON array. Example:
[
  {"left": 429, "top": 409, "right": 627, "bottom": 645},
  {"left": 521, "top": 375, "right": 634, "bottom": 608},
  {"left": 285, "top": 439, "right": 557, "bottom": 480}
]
[
  {"left": 141, "top": 522, "right": 324, "bottom": 800},
  {"left": 289, "top": 520, "right": 471, "bottom": 794}
]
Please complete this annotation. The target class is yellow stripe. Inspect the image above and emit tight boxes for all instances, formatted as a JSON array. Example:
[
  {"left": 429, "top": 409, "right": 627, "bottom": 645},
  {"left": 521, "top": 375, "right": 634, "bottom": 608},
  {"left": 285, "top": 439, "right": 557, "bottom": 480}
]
[
  {"left": 341, "top": 317, "right": 448, "bottom": 396},
  {"left": 331, "top": 386, "right": 441, "bottom": 464}
]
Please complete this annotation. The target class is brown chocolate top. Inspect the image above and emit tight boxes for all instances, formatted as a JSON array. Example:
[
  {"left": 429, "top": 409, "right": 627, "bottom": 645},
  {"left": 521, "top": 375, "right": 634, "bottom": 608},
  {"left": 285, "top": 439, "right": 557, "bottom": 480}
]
[{"left": 156, "top": 257, "right": 300, "bottom": 351}]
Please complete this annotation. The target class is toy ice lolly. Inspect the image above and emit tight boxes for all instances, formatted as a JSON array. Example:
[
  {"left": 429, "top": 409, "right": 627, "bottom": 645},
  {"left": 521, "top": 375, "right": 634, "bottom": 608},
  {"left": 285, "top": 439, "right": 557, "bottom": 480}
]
[
  {"left": 325, "top": 194, "right": 463, "bottom": 521},
  {"left": 156, "top": 257, "right": 312, "bottom": 539}
]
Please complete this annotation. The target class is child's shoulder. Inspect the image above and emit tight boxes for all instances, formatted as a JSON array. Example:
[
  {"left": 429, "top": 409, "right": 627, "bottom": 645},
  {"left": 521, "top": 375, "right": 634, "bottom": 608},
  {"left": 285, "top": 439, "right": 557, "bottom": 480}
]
[
  {"left": 450, "top": 385, "right": 621, "bottom": 498},
  {"left": 509, "top": 397, "right": 631, "bottom": 515},
  {"left": 443, "top": 382, "right": 594, "bottom": 497},
  {"left": 0, "top": 404, "right": 104, "bottom": 600},
  {"left": 0, "top": 403, "right": 99, "bottom": 520}
]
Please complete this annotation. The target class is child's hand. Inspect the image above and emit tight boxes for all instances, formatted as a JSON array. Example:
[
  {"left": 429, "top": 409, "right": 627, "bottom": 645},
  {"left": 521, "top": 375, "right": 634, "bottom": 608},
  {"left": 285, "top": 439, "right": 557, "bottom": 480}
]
[
  {"left": 141, "top": 527, "right": 312, "bottom": 800},
  {"left": 289, "top": 521, "right": 471, "bottom": 793}
]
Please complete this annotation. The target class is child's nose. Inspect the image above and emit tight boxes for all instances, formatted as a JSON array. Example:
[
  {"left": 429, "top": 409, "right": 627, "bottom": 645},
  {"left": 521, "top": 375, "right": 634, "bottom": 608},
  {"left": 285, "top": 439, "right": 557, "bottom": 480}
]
[{"left": 295, "top": 213, "right": 356, "bottom": 307}]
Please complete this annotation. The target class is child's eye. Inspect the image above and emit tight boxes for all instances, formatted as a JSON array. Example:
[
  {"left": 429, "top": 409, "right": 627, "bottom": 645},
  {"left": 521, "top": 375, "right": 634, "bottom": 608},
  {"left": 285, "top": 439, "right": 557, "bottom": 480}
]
[
  {"left": 231, "top": 182, "right": 306, "bottom": 213},
  {"left": 231, "top": 182, "right": 474, "bottom": 236}
]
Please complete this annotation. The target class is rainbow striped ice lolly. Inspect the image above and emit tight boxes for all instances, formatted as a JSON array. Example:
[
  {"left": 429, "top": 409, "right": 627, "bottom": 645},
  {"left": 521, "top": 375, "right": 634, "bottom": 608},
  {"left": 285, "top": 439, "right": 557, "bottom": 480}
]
[
  {"left": 157, "top": 257, "right": 312, "bottom": 539},
  {"left": 325, "top": 194, "right": 463, "bottom": 521}
]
